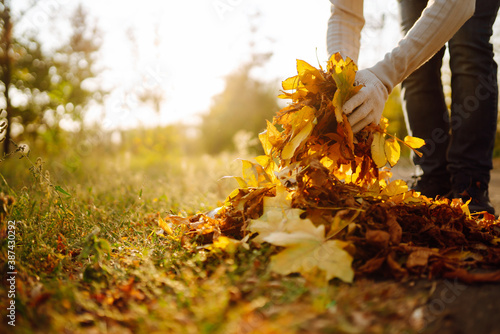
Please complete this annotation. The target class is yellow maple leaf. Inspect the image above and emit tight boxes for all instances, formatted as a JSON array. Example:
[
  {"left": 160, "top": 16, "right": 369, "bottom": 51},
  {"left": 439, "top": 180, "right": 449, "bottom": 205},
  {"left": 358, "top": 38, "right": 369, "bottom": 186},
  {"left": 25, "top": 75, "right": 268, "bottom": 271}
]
[
  {"left": 223, "top": 188, "right": 245, "bottom": 206},
  {"left": 248, "top": 186, "right": 295, "bottom": 241},
  {"left": 282, "top": 75, "right": 300, "bottom": 91},
  {"left": 384, "top": 137, "right": 401, "bottom": 167},
  {"left": 259, "top": 120, "right": 284, "bottom": 156},
  {"left": 248, "top": 207, "right": 305, "bottom": 243},
  {"left": 371, "top": 132, "right": 387, "bottom": 168},
  {"left": 279, "top": 59, "right": 325, "bottom": 101},
  {"left": 262, "top": 218, "right": 354, "bottom": 283},
  {"left": 329, "top": 53, "right": 363, "bottom": 123},
  {"left": 212, "top": 236, "right": 240, "bottom": 254},
  {"left": 264, "top": 185, "right": 292, "bottom": 208},
  {"left": 404, "top": 136, "right": 425, "bottom": 149},
  {"left": 266, "top": 120, "right": 282, "bottom": 146},
  {"left": 220, "top": 175, "right": 248, "bottom": 189},
  {"left": 255, "top": 155, "right": 279, "bottom": 184},
  {"left": 282, "top": 120, "right": 315, "bottom": 160},
  {"left": 290, "top": 105, "right": 316, "bottom": 134},
  {"left": 296, "top": 59, "right": 325, "bottom": 94},
  {"left": 381, "top": 179, "right": 408, "bottom": 197},
  {"left": 241, "top": 160, "right": 274, "bottom": 187},
  {"left": 404, "top": 136, "right": 426, "bottom": 157},
  {"left": 277, "top": 91, "right": 293, "bottom": 99},
  {"left": 258, "top": 130, "right": 272, "bottom": 156}
]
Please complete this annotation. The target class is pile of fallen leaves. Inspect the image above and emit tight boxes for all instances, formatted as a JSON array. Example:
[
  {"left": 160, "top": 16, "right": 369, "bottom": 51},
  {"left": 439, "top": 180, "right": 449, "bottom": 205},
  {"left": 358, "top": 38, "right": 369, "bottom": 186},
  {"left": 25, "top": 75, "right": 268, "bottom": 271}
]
[{"left": 160, "top": 53, "right": 500, "bottom": 284}]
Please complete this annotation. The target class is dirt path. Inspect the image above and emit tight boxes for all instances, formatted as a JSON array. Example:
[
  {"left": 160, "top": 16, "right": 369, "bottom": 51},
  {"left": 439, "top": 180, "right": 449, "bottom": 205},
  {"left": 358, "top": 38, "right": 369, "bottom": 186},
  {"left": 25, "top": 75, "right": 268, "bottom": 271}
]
[
  {"left": 420, "top": 281, "right": 500, "bottom": 334},
  {"left": 425, "top": 161, "right": 500, "bottom": 333},
  {"left": 388, "top": 159, "right": 500, "bottom": 334}
]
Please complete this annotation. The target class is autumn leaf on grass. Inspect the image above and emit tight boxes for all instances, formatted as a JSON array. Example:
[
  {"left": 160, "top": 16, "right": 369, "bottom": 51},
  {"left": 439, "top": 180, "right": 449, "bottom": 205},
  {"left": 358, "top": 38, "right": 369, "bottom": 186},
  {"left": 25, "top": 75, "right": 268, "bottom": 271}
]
[
  {"left": 210, "top": 236, "right": 249, "bottom": 254},
  {"left": 248, "top": 207, "right": 305, "bottom": 243},
  {"left": 162, "top": 215, "right": 193, "bottom": 234},
  {"left": 263, "top": 218, "right": 354, "bottom": 283},
  {"left": 158, "top": 216, "right": 174, "bottom": 236},
  {"left": 248, "top": 186, "right": 303, "bottom": 242}
]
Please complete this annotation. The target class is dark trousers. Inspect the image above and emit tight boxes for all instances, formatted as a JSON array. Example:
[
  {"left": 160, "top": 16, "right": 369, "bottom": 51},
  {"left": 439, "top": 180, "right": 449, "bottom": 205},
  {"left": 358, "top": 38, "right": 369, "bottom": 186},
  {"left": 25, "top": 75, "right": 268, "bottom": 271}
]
[{"left": 399, "top": 0, "right": 500, "bottom": 186}]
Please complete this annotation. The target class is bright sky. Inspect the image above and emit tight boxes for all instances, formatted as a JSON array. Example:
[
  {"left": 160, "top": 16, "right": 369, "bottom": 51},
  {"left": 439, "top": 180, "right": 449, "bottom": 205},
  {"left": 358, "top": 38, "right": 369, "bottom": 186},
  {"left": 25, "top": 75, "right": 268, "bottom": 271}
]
[{"left": 14, "top": 0, "right": 401, "bottom": 130}]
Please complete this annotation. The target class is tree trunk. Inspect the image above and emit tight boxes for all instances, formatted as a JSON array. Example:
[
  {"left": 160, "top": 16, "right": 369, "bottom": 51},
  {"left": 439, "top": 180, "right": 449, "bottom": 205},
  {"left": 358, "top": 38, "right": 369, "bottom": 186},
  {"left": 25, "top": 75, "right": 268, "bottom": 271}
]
[{"left": 0, "top": 0, "right": 12, "bottom": 155}]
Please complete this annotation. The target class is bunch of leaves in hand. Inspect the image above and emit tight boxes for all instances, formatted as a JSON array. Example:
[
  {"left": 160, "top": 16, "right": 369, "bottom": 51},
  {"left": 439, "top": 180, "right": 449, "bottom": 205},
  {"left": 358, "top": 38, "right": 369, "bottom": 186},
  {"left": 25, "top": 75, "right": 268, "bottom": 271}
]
[{"left": 261, "top": 53, "right": 424, "bottom": 189}]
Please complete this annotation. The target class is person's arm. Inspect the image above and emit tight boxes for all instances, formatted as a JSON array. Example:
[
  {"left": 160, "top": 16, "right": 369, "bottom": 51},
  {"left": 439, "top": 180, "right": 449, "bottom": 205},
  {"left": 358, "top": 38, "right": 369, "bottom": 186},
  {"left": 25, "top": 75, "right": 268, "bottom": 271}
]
[
  {"left": 370, "top": 0, "right": 475, "bottom": 93},
  {"left": 336, "top": 0, "right": 476, "bottom": 133},
  {"left": 327, "top": 0, "right": 364, "bottom": 64}
]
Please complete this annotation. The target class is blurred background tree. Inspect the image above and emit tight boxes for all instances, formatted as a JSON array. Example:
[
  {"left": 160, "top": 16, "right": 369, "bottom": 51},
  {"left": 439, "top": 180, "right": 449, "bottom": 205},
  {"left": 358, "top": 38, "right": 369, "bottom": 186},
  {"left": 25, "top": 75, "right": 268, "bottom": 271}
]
[
  {"left": 126, "top": 23, "right": 166, "bottom": 117},
  {"left": 199, "top": 53, "right": 279, "bottom": 155},
  {"left": 51, "top": 5, "right": 103, "bottom": 128},
  {"left": 0, "top": 2, "right": 102, "bottom": 155},
  {"left": 0, "top": 0, "right": 15, "bottom": 154},
  {"left": 199, "top": 13, "right": 280, "bottom": 155}
]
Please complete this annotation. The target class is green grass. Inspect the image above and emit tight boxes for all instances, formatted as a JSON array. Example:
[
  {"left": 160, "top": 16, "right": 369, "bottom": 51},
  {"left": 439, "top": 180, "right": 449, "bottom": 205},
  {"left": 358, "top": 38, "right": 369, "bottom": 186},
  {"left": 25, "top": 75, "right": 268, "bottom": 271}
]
[{"left": 0, "top": 145, "right": 426, "bottom": 334}]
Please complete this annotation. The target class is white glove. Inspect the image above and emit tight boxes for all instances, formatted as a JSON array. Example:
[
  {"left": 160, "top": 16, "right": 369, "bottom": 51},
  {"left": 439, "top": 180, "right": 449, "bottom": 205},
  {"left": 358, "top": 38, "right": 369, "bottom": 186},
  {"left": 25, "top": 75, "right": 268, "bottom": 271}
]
[{"left": 343, "top": 69, "right": 389, "bottom": 133}]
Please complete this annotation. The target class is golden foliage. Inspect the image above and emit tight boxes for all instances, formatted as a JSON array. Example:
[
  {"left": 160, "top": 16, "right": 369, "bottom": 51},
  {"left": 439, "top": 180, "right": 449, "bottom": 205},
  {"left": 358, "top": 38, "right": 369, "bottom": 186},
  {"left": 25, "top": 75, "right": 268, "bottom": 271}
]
[{"left": 170, "top": 53, "right": 500, "bottom": 285}]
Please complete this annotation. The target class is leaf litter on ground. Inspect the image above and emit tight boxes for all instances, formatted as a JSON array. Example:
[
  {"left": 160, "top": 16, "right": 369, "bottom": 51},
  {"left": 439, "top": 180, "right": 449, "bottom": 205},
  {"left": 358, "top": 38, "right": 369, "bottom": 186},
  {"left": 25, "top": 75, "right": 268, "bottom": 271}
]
[{"left": 161, "top": 53, "right": 500, "bottom": 285}]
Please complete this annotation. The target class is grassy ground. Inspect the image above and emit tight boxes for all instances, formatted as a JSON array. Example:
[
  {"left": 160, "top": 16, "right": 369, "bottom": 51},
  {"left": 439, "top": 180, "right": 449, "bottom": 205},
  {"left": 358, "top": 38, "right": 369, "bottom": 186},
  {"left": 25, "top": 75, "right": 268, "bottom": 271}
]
[{"left": 0, "top": 144, "right": 458, "bottom": 334}]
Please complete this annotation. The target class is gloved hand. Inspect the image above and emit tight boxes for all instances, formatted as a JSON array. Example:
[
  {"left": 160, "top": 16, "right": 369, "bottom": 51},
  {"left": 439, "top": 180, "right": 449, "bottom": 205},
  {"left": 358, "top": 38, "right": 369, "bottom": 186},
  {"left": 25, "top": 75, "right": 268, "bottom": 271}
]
[{"left": 343, "top": 69, "right": 389, "bottom": 133}]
